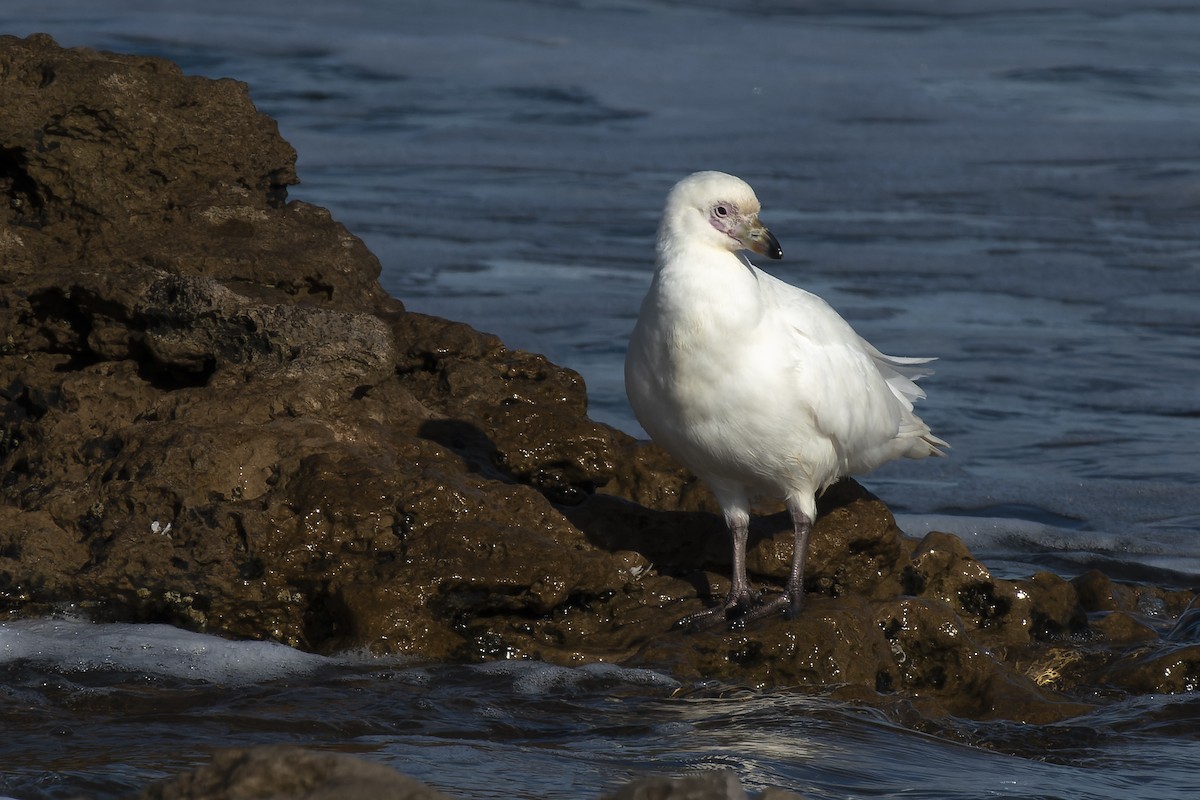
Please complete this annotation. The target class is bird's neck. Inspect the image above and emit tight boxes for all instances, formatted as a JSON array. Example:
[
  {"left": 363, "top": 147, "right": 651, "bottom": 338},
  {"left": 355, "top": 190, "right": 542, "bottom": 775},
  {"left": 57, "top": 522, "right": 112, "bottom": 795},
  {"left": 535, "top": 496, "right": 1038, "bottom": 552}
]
[
  {"left": 651, "top": 234, "right": 763, "bottom": 332},
  {"left": 656, "top": 229, "right": 756, "bottom": 284}
]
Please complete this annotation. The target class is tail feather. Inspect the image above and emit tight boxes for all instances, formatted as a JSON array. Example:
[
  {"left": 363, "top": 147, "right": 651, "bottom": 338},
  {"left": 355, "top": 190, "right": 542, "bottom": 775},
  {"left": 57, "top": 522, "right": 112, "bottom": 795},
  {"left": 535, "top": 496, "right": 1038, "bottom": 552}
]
[
  {"left": 869, "top": 340, "right": 948, "bottom": 458},
  {"left": 898, "top": 418, "right": 949, "bottom": 458},
  {"left": 921, "top": 430, "right": 950, "bottom": 456},
  {"left": 862, "top": 339, "right": 937, "bottom": 410}
]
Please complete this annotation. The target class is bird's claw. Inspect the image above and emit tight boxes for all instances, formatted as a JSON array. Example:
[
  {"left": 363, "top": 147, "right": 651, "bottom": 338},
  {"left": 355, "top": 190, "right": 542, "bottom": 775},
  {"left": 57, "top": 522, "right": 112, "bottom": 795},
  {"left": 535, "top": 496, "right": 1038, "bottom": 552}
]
[
  {"left": 739, "top": 590, "right": 804, "bottom": 624},
  {"left": 675, "top": 586, "right": 802, "bottom": 631},
  {"left": 674, "top": 588, "right": 758, "bottom": 631}
]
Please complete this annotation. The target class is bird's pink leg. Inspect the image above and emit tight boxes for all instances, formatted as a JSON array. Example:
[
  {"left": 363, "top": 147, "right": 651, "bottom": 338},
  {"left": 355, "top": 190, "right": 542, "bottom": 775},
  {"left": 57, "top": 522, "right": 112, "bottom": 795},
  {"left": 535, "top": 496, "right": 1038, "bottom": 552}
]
[
  {"left": 781, "top": 505, "right": 812, "bottom": 614},
  {"left": 744, "top": 505, "right": 811, "bottom": 621},
  {"left": 676, "top": 516, "right": 759, "bottom": 630}
]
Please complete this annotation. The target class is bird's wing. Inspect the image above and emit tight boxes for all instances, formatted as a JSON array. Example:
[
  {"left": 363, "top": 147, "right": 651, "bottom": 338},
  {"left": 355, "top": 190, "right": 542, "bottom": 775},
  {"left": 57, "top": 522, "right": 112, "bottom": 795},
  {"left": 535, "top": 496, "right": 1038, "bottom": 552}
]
[{"left": 754, "top": 267, "right": 938, "bottom": 453}]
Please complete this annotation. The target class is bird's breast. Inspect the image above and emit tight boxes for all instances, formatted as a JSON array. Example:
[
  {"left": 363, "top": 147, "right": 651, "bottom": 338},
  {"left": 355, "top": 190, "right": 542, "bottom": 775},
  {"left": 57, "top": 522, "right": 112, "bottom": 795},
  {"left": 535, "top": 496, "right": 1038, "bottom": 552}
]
[{"left": 628, "top": 295, "right": 782, "bottom": 439}]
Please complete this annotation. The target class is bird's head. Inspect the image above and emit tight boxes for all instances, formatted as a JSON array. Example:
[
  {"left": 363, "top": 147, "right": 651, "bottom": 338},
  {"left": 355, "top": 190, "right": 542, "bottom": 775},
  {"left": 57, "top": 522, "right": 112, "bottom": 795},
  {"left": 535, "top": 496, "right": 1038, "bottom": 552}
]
[{"left": 660, "top": 171, "right": 783, "bottom": 260}]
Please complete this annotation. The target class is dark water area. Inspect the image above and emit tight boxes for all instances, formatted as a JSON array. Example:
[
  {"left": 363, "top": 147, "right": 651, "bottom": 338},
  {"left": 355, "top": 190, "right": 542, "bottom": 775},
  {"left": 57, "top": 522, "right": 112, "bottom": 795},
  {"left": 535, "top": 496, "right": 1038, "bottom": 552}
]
[{"left": 2, "top": 1, "right": 1199, "bottom": 797}]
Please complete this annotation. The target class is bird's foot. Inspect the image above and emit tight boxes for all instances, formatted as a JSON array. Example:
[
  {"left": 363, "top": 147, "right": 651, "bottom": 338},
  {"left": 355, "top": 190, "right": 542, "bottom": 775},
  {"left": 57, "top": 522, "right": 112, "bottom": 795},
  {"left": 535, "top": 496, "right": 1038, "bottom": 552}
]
[
  {"left": 674, "top": 587, "right": 760, "bottom": 632},
  {"left": 677, "top": 586, "right": 804, "bottom": 631},
  {"left": 739, "top": 587, "right": 804, "bottom": 624}
]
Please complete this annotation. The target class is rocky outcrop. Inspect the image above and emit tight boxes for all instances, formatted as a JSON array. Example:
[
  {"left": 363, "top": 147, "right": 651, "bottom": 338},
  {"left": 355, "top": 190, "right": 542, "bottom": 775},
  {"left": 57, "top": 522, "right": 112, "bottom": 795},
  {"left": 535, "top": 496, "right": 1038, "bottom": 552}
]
[{"left": 1, "top": 34, "right": 1196, "bottom": 728}]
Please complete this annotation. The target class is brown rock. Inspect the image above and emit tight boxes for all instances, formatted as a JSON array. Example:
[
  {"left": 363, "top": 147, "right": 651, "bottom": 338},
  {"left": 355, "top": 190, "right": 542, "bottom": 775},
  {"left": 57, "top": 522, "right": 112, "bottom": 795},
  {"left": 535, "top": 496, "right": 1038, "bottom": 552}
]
[
  {"left": 0, "top": 33, "right": 632, "bottom": 657},
  {"left": 136, "top": 747, "right": 809, "bottom": 800},
  {"left": 1090, "top": 611, "right": 1159, "bottom": 645},
  {"left": 1072, "top": 569, "right": 1125, "bottom": 612},
  {"left": 603, "top": 770, "right": 806, "bottom": 800},
  {"left": 137, "top": 746, "right": 454, "bottom": 800},
  {"left": 1101, "top": 643, "right": 1200, "bottom": 694}
]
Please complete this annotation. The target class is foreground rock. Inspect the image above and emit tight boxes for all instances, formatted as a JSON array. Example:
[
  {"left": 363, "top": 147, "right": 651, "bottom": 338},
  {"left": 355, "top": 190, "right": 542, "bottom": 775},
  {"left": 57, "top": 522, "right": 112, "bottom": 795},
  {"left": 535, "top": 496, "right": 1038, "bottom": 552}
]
[
  {"left": 137, "top": 747, "right": 454, "bottom": 800},
  {"left": 136, "top": 746, "right": 799, "bottom": 800},
  {"left": 1, "top": 34, "right": 1197, "bottom": 728}
]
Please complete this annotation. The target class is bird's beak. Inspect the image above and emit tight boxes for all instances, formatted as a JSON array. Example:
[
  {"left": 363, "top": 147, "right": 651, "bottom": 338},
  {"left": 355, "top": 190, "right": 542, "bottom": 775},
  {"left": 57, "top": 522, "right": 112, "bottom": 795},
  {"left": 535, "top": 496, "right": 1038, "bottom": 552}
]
[{"left": 738, "top": 216, "right": 783, "bottom": 260}]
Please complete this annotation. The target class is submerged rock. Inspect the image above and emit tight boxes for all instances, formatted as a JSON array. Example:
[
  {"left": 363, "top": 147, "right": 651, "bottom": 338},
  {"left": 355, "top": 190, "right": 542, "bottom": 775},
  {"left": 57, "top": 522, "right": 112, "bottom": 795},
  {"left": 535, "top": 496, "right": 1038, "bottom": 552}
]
[
  {"left": 602, "top": 769, "right": 804, "bottom": 800},
  {"left": 1, "top": 33, "right": 1196, "bottom": 730},
  {"left": 136, "top": 746, "right": 800, "bottom": 800},
  {"left": 137, "top": 746, "right": 454, "bottom": 800}
]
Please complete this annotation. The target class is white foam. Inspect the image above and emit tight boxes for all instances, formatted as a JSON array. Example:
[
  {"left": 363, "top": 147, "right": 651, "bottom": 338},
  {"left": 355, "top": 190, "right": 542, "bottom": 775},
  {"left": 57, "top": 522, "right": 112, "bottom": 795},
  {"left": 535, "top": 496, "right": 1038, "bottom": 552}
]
[
  {"left": 894, "top": 513, "right": 1200, "bottom": 584},
  {"left": 895, "top": 512, "right": 1186, "bottom": 558},
  {"left": 0, "top": 617, "right": 331, "bottom": 684},
  {"left": 0, "top": 618, "right": 681, "bottom": 692},
  {"left": 895, "top": 513, "right": 1092, "bottom": 551}
]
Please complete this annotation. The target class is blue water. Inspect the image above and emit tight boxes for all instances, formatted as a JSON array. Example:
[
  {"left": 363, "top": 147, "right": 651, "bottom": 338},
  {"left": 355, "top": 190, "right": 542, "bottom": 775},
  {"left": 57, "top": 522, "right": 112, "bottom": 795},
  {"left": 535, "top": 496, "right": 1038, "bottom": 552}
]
[{"left": 2, "top": 1, "right": 1199, "bottom": 797}]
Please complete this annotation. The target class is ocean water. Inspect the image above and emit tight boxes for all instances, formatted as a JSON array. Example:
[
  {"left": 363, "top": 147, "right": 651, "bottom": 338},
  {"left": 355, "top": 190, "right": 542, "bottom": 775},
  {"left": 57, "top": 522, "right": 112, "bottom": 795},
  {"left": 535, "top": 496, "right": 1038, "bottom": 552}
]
[{"left": 2, "top": 1, "right": 1199, "bottom": 797}]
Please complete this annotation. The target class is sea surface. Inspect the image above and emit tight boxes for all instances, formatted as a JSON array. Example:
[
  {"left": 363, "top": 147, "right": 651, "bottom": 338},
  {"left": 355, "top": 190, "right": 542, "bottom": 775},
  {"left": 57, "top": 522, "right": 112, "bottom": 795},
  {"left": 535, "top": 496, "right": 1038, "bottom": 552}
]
[{"left": 2, "top": 1, "right": 1199, "bottom": 797}]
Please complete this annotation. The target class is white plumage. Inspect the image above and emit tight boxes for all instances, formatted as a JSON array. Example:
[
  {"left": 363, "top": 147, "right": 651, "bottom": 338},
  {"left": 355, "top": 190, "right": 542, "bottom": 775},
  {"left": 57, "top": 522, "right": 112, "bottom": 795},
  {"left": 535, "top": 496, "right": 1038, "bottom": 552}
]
[{"left": 625, "top": 171, "right": 945, "bottom": 626}]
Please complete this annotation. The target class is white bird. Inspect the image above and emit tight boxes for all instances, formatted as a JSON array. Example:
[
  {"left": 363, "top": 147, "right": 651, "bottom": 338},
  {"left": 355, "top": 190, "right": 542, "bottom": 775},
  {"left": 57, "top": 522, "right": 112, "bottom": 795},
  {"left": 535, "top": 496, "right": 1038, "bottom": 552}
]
[{"left": 625, "top": 171, "right": 946, "bottom": 627}]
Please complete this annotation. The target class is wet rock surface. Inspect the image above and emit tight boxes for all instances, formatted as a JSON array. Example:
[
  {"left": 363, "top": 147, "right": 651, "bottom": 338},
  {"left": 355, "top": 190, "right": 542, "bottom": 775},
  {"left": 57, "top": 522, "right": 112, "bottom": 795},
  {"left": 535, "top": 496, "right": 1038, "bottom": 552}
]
[{"left": 1, "top": 32, "right": 1198, "bottom": 743}]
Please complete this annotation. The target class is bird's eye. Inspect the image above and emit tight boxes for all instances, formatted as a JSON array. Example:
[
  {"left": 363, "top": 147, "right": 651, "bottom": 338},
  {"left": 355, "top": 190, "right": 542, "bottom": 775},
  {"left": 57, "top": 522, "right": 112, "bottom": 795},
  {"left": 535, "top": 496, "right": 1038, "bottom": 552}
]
[{"left": 714, "top": 205, "right": 729, "bottom": 217}]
